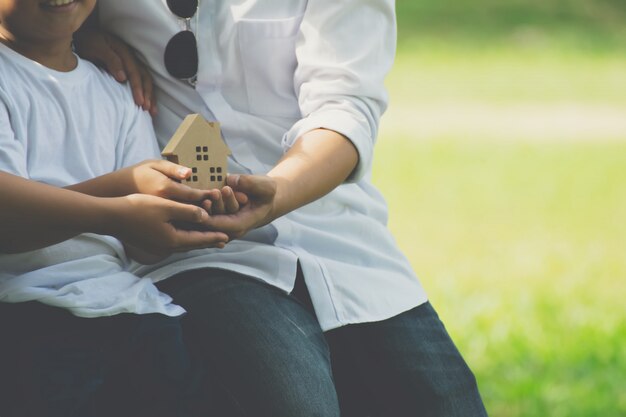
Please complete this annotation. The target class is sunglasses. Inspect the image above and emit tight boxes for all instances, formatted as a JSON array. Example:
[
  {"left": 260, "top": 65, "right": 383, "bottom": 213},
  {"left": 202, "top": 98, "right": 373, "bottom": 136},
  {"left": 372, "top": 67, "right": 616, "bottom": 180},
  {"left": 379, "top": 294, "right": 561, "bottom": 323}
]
[{"left": 164, "top": 0, "right": 199, "bottom": 86}]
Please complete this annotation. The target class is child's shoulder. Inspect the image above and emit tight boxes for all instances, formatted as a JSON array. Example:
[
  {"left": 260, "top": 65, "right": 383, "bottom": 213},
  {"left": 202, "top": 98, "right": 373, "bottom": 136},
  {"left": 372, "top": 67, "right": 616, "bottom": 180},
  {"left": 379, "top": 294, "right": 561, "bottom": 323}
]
[
  {"left": 0, "top": 43, "right": 24, "bottom": 81},
  {"left": 0, "top": 44, "right": 133, "bottom": 105},
  {"left": 0, "top": 44, "right": 24, "bottom": 101},
  {"left": 79, "top": 57, "right": 136, "bottom": 106}
]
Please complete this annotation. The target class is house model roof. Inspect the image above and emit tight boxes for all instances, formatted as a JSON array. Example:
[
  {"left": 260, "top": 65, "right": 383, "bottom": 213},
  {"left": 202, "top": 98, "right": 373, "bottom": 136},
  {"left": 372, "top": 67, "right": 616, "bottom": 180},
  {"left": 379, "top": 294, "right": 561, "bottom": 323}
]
[{"left": 161, "top": 114, "right": 231, "bottom": 190}]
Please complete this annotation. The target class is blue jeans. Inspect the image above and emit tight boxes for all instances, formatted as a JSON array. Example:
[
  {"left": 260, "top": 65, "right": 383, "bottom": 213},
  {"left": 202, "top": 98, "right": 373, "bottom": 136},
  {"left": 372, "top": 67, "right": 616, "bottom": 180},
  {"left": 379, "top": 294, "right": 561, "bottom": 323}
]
[
  {"left": 157, "top": 268, "right": 488, "bottom": 417},
  {"left": 0, "top": 302, "right": 191, "bottom": 417}
]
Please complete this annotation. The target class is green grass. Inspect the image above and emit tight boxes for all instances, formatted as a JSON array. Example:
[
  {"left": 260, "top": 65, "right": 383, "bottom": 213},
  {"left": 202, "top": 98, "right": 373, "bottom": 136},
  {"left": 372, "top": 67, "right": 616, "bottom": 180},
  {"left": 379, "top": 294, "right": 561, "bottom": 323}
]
[
  {"left": 375, "top": 3, "right": 626, "bottom": 414},
  {"left": 388, "top": 48, "right": 626, "bottom": 105},
  {"left": 396, "top": 0, "right": 626, "bottom": 52},
  {"left": 374, "top": 2, "right": 626, "bottom": 414},
  {"left": 372, "top": 138, "right": 626, "bottom": 417}
]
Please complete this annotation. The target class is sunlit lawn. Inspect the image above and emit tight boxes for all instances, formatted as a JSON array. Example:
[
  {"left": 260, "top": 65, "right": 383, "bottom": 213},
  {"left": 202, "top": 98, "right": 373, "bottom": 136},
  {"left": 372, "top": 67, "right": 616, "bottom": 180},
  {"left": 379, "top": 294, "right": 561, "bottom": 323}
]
[{"left": 373, "top": 41, "right": 626, "bottom": 416}]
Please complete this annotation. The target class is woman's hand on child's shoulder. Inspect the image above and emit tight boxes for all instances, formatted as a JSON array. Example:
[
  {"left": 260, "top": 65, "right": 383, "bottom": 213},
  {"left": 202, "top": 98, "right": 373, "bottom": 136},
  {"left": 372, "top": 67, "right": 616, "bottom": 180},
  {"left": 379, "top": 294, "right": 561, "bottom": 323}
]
[{"left": 74, "top": 28, "right": 156, "bottom": 115}]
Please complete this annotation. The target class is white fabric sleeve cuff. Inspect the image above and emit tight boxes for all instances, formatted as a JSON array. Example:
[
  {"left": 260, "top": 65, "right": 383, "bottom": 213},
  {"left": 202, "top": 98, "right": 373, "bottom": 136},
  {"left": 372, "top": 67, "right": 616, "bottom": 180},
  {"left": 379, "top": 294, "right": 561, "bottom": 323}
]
[{"left": 281, "top": 107, "right": 375, "bottom": 183}]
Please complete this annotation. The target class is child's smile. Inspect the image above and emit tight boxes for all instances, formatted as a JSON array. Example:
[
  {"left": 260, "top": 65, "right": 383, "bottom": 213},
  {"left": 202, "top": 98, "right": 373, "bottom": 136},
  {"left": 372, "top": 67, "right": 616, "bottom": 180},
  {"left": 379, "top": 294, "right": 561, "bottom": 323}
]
[{"left": 40, "top": 0, "right": 80, "bottom": 12}]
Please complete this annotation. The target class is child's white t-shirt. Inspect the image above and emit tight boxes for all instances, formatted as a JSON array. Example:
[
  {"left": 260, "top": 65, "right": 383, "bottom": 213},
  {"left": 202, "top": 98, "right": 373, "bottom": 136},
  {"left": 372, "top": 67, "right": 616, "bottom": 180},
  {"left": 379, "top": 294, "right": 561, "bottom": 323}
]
[{"left": 0, "top": 43, "right": 184, "bottom": 318}]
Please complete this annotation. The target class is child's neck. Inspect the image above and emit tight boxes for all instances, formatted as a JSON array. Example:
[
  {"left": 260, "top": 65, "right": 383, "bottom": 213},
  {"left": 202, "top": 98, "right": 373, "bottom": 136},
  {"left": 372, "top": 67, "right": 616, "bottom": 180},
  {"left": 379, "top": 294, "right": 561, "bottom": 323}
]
[{"left": 0, "top": 33, "right": 77, "bottom": 72}]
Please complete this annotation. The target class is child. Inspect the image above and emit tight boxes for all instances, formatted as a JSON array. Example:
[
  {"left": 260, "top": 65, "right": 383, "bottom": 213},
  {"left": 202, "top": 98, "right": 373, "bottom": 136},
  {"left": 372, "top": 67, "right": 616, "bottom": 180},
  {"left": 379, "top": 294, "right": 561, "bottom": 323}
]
[{"left": 0, "top": 1, "right": 226, "bottom": 415}]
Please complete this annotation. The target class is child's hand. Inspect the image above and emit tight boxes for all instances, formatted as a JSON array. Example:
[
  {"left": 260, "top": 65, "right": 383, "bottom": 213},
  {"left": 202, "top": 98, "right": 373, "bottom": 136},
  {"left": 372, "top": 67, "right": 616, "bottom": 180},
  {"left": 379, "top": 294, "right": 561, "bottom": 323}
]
[
  {"left": 125, "top": 160, "right": 213, "bottom": 203},
  {"left": 108, "top": 193, "right": 229, "bottom": 260}
]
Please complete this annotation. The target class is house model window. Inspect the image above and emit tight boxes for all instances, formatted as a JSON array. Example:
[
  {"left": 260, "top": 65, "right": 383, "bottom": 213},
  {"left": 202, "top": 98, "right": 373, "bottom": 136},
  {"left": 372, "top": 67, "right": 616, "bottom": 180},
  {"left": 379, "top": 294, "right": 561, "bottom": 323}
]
[{"left": 161, "top": 114, "right": 232, "bottom": 190}]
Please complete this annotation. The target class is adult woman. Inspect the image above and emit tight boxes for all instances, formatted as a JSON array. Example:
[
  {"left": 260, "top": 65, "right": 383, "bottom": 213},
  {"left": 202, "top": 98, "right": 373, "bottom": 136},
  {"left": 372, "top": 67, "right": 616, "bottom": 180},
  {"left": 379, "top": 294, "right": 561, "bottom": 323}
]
[{"left": 80, "top": 1, "right": 488, "bottom": 415}]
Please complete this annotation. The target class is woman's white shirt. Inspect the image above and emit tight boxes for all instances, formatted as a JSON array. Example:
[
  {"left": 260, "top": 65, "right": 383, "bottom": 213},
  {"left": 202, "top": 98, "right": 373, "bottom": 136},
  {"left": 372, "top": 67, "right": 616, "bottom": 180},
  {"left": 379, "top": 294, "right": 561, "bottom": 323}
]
[{"left": 99, "top": 0, "right": 428, "bottom": 331}]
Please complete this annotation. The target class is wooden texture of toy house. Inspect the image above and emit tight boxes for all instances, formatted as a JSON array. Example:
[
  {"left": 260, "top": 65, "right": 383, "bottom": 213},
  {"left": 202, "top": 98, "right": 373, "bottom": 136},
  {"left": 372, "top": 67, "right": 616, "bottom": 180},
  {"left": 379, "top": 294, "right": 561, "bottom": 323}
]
[{"left": 161, "top": 114, "right": 231, "bottom": 190}]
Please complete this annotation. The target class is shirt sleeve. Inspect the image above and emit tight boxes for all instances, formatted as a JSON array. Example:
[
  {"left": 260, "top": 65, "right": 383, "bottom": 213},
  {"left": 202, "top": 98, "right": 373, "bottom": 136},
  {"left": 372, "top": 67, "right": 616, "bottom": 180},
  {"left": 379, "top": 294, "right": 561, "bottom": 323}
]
[
  {"left": 281, "top": 0, "right": 396, "bottom": 183},
  {"left": 0, "top": 88, "right": 29, "bottom": 178},
  {"left": 115, "top": 97, "right": 162, "bottom": 170}
]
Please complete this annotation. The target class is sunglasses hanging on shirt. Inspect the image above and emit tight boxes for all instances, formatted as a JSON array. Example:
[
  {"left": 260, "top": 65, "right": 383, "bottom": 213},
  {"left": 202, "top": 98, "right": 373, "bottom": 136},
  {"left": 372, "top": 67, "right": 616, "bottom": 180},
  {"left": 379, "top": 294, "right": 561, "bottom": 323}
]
[{"left": 164, "top": 0, "right": 199, "bottom": 87}]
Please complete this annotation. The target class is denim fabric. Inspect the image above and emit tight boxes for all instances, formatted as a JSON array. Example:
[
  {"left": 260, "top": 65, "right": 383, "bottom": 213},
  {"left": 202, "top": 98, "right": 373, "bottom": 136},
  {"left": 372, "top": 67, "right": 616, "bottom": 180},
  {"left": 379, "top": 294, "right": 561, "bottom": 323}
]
[
  {"left": 327, "top": 302, "right": 488, "bottom": 417},
  {"left": 158, "top": 269, "right": 340, "bottom": 417},
  {"left": 158, "top": 268, "right": 488, "bottom": 417},
  {"left": 0, "top": 302, "right": 190, "bottom": 417}
]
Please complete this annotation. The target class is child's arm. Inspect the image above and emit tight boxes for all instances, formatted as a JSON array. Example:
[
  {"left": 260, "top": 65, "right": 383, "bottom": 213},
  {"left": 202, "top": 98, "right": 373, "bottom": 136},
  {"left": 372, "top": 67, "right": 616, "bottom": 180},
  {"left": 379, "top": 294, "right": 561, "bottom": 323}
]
[
  {"left": 0, "top": 171, "right": 228, "bottom": 255},
  {"left": 66, "top": 159, "right": 212, "bottom": 201},
  {"left": 64, "top": 159, "right": 245, "bottom": 264},
  {"left": 65, "top": 159, "right": 246, "bottom": 215}
]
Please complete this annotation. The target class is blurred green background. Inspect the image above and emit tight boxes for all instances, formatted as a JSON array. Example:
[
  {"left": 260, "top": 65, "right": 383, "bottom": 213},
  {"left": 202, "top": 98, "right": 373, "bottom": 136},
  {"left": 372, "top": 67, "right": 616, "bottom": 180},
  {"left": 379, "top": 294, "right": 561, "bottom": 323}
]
[{"left": 372, "top": 1, "right": 626, "bottom": 416}]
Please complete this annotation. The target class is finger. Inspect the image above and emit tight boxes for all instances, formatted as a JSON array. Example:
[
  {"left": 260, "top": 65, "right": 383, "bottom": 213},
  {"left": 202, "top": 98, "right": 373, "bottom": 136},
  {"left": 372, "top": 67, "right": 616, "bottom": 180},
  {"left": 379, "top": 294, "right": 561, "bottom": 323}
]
[
  {"left": 107, "top": 36, "right": 145, "bottom": 106},
  {"left": 167, "top": 201, "right": 210, "bottom": 225},
  {"left": 233, "top": 191, "right": 249, "bottom": 206},
  {"left": 200, "top": 199, "right": 212, "bottom": 214},
  {"left": 226, "top": 173, "right": 240, "bottom": 188},
  {"left": 152, "top": 159, "right": 191, "bottom": 180},
  {"left": 168, "top": 182, "right": 214, "bottom": 203},
  {"left": 208, "top": 189, "right": 226, "bottom": 214},
  {"left": 140, "top": 66, "right": 155, "bottom": 112},
  {"left": 228, "top": 174, "right": 276, "bottom": 199},
  {"left": 149, "top": 97, "right": 159, "bottom": 116},
  {"left": 221, "top": 186, "right": 240, "bottom": 213},
  {"left": 95, "top": 39, "right": 127, "bottom": 82}
]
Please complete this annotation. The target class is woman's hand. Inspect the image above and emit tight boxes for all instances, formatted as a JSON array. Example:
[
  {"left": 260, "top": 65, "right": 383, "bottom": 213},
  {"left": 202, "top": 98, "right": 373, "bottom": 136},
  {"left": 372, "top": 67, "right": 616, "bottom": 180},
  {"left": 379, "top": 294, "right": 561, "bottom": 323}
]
[
  {"left": 74, "top": 28, "right": 156, "bottom": 115},
  {"left": 203, "top": 174, "right": 277, "bottom": 240}
]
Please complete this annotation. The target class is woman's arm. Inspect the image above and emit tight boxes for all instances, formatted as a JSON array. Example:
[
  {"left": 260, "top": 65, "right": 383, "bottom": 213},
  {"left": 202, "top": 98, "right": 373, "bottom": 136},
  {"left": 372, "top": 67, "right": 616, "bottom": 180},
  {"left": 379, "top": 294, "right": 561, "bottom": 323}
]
[
  {"left": 201, "top": 128, "right": 358, "bottom": 240},
  {"left": 284, "top": 0, "right": 395, "bottom": 184},
  {"left": 269, "top": 129, "right": 358, "bottom": 217}
]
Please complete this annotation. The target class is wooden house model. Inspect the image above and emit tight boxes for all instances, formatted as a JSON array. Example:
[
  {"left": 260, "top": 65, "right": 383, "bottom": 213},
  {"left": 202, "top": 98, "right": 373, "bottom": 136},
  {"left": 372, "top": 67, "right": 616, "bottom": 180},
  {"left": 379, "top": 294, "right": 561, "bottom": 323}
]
[{"left": 161, "top": 114, "right": 231, "bottom": 190}]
